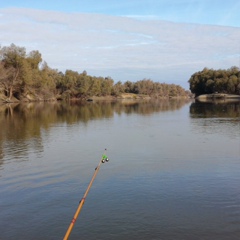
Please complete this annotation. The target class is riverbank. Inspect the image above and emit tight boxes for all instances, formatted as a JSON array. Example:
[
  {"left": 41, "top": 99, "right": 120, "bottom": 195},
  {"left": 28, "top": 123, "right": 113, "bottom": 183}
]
[
  {"left": 196, "top": 93, "right": 240, "bottom": 102},
  {"left": 87, "top": 93, "right": 151, "bottom": 101},
  {"left": 0, "top": 92, "right": 190, "bottom": 104}
]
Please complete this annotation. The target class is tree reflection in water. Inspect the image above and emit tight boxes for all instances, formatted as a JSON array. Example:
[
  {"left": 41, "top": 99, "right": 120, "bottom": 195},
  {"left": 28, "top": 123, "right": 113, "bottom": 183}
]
[{"left": 0, "top": 99, "right": 190, "bottom": 165}]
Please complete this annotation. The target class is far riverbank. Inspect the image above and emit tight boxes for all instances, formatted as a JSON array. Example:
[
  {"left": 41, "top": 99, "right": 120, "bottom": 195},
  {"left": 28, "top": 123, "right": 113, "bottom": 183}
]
[
  {"left": 196, "top": 93, "right": 240, "bottom": 102},
  {"left": 0, "top": 92, "right": 190, "bottom": 104}
]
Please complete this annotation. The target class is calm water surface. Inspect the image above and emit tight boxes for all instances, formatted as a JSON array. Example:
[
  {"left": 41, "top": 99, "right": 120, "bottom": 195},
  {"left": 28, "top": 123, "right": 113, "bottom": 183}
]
[{"left": 0, "top": 99, "right": 239, "bottom": 240}]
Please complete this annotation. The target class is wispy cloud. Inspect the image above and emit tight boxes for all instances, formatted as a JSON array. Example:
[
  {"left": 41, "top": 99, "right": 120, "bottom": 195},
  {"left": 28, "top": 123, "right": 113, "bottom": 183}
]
[{"left": 0, "top": 7, "right": 239, "bottom": 88}]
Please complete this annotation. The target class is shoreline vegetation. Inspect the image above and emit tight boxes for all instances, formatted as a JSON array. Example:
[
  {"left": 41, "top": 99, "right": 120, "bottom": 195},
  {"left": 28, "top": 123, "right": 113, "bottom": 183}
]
[
  {"left": 189, "top": 67, "right": 240, "bottom": 103},
  {"left": 0, "top": 43, "right": 190, "bottom": 104},
  {"left": 0, "top": 43, "right": 239, "bottom": 104}
]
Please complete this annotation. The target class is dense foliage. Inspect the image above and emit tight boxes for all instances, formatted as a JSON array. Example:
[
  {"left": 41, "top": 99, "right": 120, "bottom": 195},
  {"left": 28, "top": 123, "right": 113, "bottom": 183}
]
[
  {"left": 188, "top": 67, "right": 240, "bottom": 96},
  {"left": 0, "top": 43, "right": 188, "bottom": 102}
]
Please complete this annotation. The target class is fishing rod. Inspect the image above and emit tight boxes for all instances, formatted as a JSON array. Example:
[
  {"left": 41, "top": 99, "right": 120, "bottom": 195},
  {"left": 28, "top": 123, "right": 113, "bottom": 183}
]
[{"left": 63, "top": 149, "right": 109, "bottom": 240}]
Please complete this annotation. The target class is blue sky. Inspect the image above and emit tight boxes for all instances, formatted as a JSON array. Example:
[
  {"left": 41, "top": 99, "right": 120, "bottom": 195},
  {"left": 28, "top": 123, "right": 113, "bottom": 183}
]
[
  {"left": 1, "top": 0, "right": 240, "bottom": 27},
  {"left": 0, "top": 0, "right": 240, "bottom": 88}
]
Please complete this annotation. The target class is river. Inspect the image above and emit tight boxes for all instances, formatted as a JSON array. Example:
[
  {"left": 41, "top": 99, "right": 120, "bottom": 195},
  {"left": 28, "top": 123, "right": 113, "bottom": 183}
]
[{"left": 0, "top": 99, "right": 239, "bottom": 240}]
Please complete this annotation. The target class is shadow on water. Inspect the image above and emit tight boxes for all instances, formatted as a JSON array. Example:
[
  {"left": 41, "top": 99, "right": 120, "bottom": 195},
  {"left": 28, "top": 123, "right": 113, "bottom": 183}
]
[{"left": 0, "top": 99, "right": 190, "bottom": 165}]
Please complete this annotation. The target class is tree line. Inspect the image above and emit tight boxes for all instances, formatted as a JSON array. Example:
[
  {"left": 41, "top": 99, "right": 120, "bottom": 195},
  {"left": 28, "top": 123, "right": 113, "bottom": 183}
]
[
  {"left": 188, "top": 67, "right": 240, "bottom": 96},
  {"left": 0, "top": 43, "right": 189, "bottom": 102}
]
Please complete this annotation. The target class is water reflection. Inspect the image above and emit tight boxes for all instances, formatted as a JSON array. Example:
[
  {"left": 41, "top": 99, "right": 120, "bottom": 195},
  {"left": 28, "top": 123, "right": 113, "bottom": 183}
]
[
  {"left": 115, "top": 98, "right": 190, "bottom": 115},
  {"left": 1, "top": 99, "right": 240, "bottom": 240},
  {"left": 189, "top": 101, "right": 240, "bottom": 138},
  {"left": 0, "top": 99, "right": 189, "bottom": 165},
  {"left": 190, "top": 101, "right": 240, "bottom": 118}
]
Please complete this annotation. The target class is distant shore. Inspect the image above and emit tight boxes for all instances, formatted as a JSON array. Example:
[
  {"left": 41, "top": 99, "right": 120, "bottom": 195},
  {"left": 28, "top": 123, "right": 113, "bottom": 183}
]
[
  {"left": 0, "top": 92, "right": 190, "bottom": 104},
  {"left": 196, "top": 93, "right": 240, "bottom": 102}
]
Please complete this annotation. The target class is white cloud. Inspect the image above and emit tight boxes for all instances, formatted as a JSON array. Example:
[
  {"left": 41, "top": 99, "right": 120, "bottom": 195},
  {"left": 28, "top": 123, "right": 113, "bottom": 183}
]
[{"left": 0, "top": 7, "right": 239, "bottom": 88}]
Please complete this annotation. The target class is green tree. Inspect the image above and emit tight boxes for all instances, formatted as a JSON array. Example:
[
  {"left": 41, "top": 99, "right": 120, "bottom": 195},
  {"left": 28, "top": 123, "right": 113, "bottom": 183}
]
[
  {"left": 78, "top": 74, "right": 92, "bottom": 96},
  {"left": 27, "top": 50, "right": 42, "bottom": 69},
  {"left": 188, "top": 67, "right": 240, "bottom": 95},
  {"left": 101, "top": 77, "right": 114, "bottom": 96},
  {"left": 0, "top": 44, "right": 28, "bottom": 100},
  {"left": 123, "top": 81, "right": 134, "bottom": 93},
  {"left": 112, "top": 81, "right": 124, "bottom": 95},
  {"left": 89, "top": 77, "right": 101, "bottom": 96},
  {"left": 40, "top": 62, "right": 57, "bottom": 91}
]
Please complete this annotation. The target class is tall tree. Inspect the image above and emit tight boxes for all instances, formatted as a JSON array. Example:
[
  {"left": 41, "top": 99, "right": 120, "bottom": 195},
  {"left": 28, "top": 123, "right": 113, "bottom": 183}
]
[{"left": 0, "top": 44, "right": 27, "bottom": 100}]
